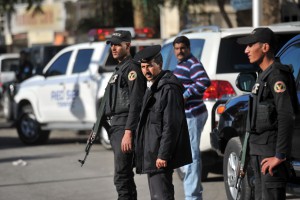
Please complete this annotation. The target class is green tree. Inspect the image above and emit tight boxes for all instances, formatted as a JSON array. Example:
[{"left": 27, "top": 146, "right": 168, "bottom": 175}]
[
  {"left": 262, "top": 0, "right": 280, "bottom": 25},
  {"left": 168, "top": 0, "right": 206, "bottom": 29},
  {"left": 166, "top": 0, "right": 237, "bottom": 29},
  {"left": 217, "top": 0, "right": 233, "bottom": 27},
  {"left": 0, "top": 0, "right": 44, "bottom": 42},
  {"left": 131, "top": 0, "right": 163, "bottom": 28},
  {"left": 76, "top": 0, "right": 114, "bottom": 33}
]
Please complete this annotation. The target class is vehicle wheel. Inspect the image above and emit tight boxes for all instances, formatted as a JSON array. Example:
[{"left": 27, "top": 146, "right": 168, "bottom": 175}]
[
  {"left": 223, "top": 137, "right": 252, "bottom": 200},
  {"left": 176, "top": 163, "right": 209, "bottom": 182},
  {"left": 16, "top": 105, "right": 50, "bottom": 145},
  {"left": 100, "top": 126, "right": 111, "bottom": 150},
  {"left": 2, "top": 90, "right": 13, "bottom": 121}
]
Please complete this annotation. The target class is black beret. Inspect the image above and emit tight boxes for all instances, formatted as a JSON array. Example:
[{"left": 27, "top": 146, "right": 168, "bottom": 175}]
[{"left": 134, "top": 45, "right": 161, "bottom": 63}]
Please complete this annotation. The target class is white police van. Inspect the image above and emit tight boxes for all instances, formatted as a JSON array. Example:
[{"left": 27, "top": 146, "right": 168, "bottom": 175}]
[{"left": 13, "top": 39, "right": 161, "bottom": 145}]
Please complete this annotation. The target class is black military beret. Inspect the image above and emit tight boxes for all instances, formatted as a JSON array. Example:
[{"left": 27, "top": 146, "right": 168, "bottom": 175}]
[{"left": 134, "top": 45, "right": 161, "bottom": 63}]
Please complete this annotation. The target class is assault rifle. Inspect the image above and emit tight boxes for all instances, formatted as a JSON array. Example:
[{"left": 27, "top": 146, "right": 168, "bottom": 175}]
[
  {"left": 78, "top": 87, "right": 109, "bottom": 167},
  {"left": 234, "top": 96, "right": 252, "bottom": 200},
  {"left": 234, "top": 131, "right": 250, "bottom": 200},
  {"left": 78, "top": 126, "right": 97, "bottom": 167}
]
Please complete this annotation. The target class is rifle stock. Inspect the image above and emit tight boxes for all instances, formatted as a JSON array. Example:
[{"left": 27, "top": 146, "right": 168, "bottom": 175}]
[{"left": 78, "top": 130, "right": 97, "bottom": 167}]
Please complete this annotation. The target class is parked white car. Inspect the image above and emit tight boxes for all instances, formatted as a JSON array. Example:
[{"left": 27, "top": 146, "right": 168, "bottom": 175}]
[
  {"left": 160, "top": 24, "right": 300, "bottom": 180},
  {"left": 13, "top": 39, "right": 162, "bottom": 145},
  {"left": 0, "top": 53, "right": 20, "bottom": 117},
  {"left": 0, "top": 53, "right": 19, "bottom": 93}
]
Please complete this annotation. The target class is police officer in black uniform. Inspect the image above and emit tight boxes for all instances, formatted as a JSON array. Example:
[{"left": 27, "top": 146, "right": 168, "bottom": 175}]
[
  {"left": 238, "top": 28, "right": 298, "bottom": 200},
  {"left": 105, "top": 30, "right": 146, "bottom": 200}
]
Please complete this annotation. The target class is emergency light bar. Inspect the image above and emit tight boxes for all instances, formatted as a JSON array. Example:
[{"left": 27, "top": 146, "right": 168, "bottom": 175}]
[{"left": 88, "top": 27, "right": 156, "bottom": 41}]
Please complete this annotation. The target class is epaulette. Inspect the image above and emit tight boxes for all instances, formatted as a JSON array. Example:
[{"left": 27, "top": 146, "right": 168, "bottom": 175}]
[{"left": 273, "top": 60, "right": 293, "bottom": 73}]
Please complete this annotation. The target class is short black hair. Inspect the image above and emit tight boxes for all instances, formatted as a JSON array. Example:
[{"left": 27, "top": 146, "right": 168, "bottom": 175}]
[{"left": 173, "top": 36, "right": 190, "bottom": 48}]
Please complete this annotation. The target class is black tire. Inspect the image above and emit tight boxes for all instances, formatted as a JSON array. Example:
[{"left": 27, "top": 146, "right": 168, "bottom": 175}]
[
  {"left": 223, "top": 137, "right": 252, "bottom": 200},
  {"left": 2, "top": 90, "right": 13, "bottom": 121},
  {"left": 176, "top": 162, "right": 209, "bottom": 182},
  {"left": 16, "top": 104, "right": 50, "bottom": 145},
  {"left": 100, "top": 126, "right": 112, "bottom": 150}
]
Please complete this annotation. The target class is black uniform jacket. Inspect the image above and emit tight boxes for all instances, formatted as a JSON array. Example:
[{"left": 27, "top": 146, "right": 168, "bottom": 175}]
[
  {"left": 108, "top": 56, "right": 146, "bottom": 131},
  {"left": 250, "top": 61, "right": 296, "bottom": 157},
  {"left": 135, "top": 70, "right": 192, "bottom": 174}
]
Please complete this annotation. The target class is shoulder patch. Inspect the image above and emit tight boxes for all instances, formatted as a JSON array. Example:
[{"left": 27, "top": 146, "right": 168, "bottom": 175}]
[
  {"left": 274, "top": 81, "right": 286, "bottom": 93},
  {"left": 128, "top": 71, "right": 137, "bottom": 81}
]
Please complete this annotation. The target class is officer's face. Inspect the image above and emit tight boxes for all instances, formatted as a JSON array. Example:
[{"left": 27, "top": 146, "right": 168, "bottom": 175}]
[
  {"left": 173, "top": 43, "right": 190, "bottom": 62},
  {"left": 244, "top": 42, "right": 267, "bottom": 65},
  {"left": 110, "top": 42, "right": 130, "bottom": 62},
  {"left": 141, "top": 61, "right": 161, "bottom": 82}
]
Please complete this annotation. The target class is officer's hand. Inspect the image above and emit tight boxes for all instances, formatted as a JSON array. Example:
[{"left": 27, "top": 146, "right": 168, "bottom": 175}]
[
  {"left": 121, "top": 130, "right": 133, "bottom": 153},
  {"left": 156, "top": 158, "right": 167, "bottom": 169},
  {"left": 261, "top": 156, "right": 286, "bottom": 176}
]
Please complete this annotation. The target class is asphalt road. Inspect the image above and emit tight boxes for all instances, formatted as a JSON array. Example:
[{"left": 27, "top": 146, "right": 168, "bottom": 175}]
[{"left": 0, "top": 122, "right": 227, "bottom": 200}]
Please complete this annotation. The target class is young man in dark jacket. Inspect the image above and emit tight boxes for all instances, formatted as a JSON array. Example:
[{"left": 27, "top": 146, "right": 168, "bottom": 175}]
[
  {"left": 134, "top": 45, "right": 192, "bottom": 200},
  {"left": 237, "top": 27, "right": 297, "bottom": 200}
]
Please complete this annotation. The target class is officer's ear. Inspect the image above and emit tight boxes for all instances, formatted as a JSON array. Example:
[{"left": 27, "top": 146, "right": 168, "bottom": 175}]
[
  {"left": 125, "top": 42, "right": 131, "bottom": 50},
  {"left": 262, "top": 43, "right": 270, "bottom": 53}
]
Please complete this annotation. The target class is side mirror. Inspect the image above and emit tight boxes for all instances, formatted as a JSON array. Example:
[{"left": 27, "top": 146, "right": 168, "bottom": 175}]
[{"left": 235, "top": 72, "right": 257, "bottom": 92}]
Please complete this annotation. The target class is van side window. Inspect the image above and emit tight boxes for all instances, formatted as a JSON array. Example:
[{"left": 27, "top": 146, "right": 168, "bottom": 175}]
[
  {"left": 46, "top": 51, "right": 71, "bottom": 76},
  {"left": 72, "top": 49, "right": 94, "bottom": 73}
]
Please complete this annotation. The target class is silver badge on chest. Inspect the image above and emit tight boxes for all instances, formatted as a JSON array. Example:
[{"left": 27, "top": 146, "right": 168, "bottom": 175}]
[
  {"left": 252, "top": 83, "right": 260, "bottom": 95},
  {"left": 109, "top": 74, "right": 118, "bottom": 83}
]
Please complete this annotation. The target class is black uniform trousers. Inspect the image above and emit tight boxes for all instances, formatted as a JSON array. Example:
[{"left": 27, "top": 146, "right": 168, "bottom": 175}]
[
  {"left": 110, "top": 125, "right": 137, "bottom": 200},
  {"left": 147, "top": 170, "right": 174, "bottom": 200},
  {"left": 250, "top": 155, "right": 288, "bottom": 200}
]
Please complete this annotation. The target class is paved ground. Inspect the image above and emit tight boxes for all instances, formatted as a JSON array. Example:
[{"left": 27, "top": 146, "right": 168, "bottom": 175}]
[
  {"left": 1, "top": 123, "right": 299, "bottom": 200},
  {"left": 0, "top": 126, "right": 227, "bottom": 200}
]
